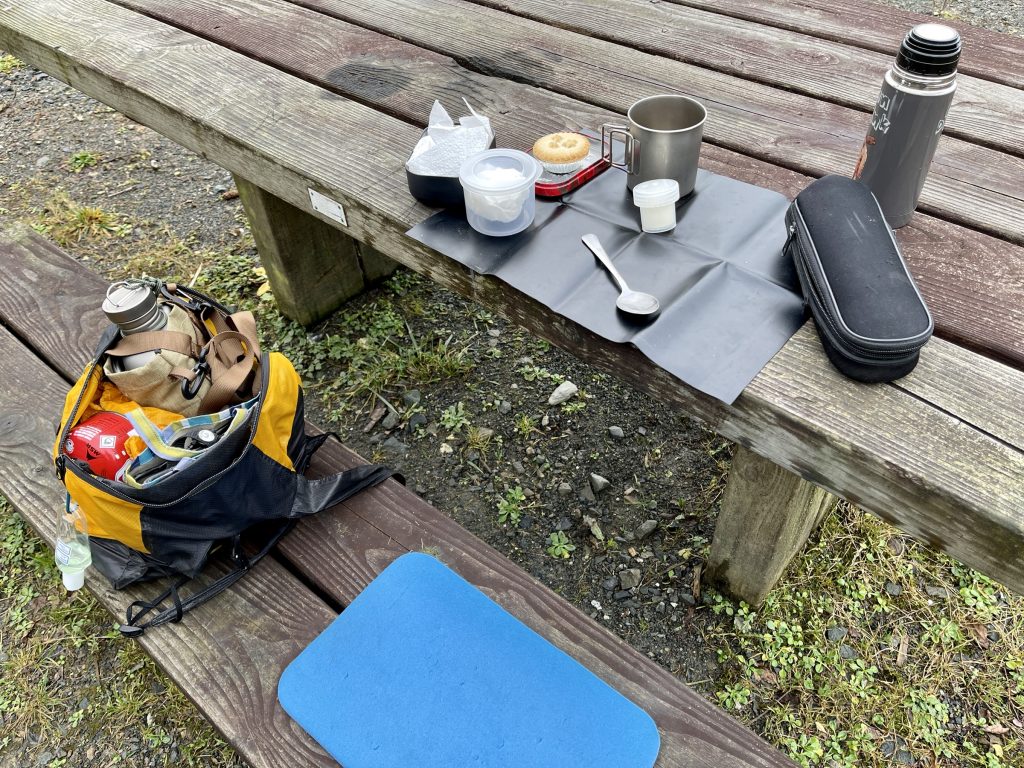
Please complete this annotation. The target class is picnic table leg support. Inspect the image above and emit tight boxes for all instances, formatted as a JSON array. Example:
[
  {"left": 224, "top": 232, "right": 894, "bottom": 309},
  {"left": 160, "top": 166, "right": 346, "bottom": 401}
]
[
  {"left": 706, "top": 445, "right": 837, "bottom": 606},
  {"left": 233, "top": 176, "right": 397, "bottom": 325}
]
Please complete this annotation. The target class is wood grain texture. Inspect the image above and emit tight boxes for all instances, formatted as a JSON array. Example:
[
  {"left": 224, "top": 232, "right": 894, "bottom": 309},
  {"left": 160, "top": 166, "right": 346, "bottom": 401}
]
[
  {"left": 3, "top": 1, "right": 1024, "bottom": 594},
  {"left": 666, "top": 0, "right": 1024, "bottom": 90},
  {"left": 0, "top": 314, "right": 338, "bottom": 768},
  {"left": 464, "top": 0, "right": 1024, "bottom": 156},
  {"left": 97, "top": 0, "right": 1024, "bottom": 373},
  {"left": 707, "top": 446, "right": 837, "bottom": 606},
  {"left": 279, "top": 0, "right": 1024, "bottom": 243},
  {"left": 234, "top": 174, "right": 368, "bottom": 324}
]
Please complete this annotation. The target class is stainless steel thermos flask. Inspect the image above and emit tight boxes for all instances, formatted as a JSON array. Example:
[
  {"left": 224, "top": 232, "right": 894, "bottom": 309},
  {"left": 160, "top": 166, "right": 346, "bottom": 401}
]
[{"left": 853, "top": 23, "right": 961, "bottom": 228}]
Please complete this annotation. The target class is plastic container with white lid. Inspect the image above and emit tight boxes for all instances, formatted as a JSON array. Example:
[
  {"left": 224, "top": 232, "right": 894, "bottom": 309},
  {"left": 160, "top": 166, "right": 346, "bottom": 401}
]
[
  {"left": 459, "top": 149, "right": 543, "bottom": 236},
  {"left": 632, "top": 178, "right": 680, "bottom": 233}
]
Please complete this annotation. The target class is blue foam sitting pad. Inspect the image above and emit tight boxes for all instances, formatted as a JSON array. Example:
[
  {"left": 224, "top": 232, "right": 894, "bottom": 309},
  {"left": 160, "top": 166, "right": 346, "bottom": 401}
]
[{"left": 278, "top": 552, "right": 660, "bottom": 768}]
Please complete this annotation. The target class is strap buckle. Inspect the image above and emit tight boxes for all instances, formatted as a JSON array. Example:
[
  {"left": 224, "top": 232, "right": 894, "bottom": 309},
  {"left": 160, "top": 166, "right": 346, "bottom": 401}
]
[{"left": 180, "top": 347, "right": 210, "bottom": 400}]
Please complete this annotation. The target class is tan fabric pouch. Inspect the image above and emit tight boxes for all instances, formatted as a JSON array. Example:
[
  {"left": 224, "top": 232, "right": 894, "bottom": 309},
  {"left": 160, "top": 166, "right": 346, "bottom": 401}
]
[{"left": 104, "top": 305, "right": 210, "bottom": 416}]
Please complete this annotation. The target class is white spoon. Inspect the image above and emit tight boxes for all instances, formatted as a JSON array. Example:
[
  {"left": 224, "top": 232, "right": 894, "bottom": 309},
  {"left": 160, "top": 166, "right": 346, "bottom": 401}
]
[{"left": 581, "top": 234, "right": 660, "bottom": 317}]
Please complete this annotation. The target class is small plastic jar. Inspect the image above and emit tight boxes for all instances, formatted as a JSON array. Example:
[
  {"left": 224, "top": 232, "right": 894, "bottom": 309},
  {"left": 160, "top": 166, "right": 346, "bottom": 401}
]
[
  {"left": 459, "top": 149, "right": 543, "bottom": 236},
  {"left": 632, "top": 178, "right": 680, "bottom": 233}
]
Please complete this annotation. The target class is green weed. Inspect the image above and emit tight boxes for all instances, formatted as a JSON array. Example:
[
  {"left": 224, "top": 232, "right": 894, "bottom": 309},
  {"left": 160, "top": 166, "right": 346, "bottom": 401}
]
[
  {"left": 497, "top": 486, "right": 526, "bottom": 525},
  {"left": 546, "top": 531, "right": 576, "bottom": 559},
  {"left": 68, "top": 151, "right": 100, "bottom": 173},
  {"left": 0, "top": 54, "right": 23, "bottom": 74}
]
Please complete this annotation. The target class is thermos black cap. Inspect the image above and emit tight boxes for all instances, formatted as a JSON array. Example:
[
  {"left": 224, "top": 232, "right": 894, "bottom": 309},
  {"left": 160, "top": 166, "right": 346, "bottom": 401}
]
[{"left": 896, "top": 23, "right": 961, "bottom": 76}]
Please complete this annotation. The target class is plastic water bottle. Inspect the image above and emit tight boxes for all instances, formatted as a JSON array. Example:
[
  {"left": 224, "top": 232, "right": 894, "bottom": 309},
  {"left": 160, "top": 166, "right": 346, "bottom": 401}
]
[
  {"left": 853, "top": 23, "right": 961, "bottom": 228},
  {"left": 55, "top": 495, "right": 92, "bottom": 591}
]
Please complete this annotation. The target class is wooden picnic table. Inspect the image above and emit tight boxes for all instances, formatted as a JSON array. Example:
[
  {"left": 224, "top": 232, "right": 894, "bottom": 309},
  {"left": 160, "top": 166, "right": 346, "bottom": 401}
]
[{"left": 1, "top": 1, "right": 1023, "bottom": 766}]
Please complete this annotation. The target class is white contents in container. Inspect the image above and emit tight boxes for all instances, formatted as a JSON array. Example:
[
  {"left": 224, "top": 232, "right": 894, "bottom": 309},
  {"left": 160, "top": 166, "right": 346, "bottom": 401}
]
[
  {"left": 632, "top": 178, "right": 680, "bottom": 234},
  {"left": 459, "top": 149, "right": 543, "bottom": 236}
]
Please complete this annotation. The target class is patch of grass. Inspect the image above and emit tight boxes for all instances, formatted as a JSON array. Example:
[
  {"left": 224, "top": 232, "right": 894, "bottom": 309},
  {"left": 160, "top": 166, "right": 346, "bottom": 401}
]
[
  {"left": 68, "top": 151, "right": 101, "bottom": 173},
  {"left": 0, "top": 501, "right": 243, "bottom": 766},
  {"left": 34, "top": 192, "right": 131, "bottom": 244},
  {"left": 709, "top": 501, "right": 1024, "bottom": 768},
  {"left": 0, "top": 54, "right": 23, "bottom": 74}
]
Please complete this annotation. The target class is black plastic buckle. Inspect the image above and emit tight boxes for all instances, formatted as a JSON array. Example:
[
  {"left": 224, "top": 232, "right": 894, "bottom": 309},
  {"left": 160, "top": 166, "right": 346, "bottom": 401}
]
[{"left": 181, "top": 347, "right": 210, "bottom": 400}]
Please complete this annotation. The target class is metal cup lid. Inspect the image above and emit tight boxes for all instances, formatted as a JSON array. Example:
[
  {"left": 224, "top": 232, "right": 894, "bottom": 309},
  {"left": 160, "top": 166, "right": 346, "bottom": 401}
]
[{"left": 101, "top": 281, "right": 160, "bottom": 332}]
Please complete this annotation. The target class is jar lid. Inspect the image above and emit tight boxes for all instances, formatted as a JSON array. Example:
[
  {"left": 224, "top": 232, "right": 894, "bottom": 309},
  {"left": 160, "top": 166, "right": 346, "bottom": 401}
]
[
  {"left": 459, "top": 149, "right": 542, "bottom": 194},
  {"left": 896, "top": 23, "right": 961, "bottom": 77},
  {"left": 101, "top": 281, "right": 160, "bottom": 332},
  {"left": 632, "top": 178, "right": 680, "bottom": 208}
]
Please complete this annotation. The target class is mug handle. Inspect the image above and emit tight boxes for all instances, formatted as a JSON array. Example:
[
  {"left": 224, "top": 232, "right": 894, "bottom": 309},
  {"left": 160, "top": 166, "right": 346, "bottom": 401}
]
[{"left": 601, "top": 124, "right": 639, "bottom": 174}]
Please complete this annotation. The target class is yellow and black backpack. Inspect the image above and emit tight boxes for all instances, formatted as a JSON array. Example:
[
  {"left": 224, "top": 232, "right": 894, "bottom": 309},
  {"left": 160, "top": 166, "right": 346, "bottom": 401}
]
[{"left": 54, "top": 281, "right": 390, "bottom": 635}]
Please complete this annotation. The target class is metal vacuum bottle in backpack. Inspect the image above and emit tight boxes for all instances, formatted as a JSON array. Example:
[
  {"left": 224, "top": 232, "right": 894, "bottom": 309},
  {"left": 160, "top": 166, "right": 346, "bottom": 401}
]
[{"left": 853, "top": 23, "right": 961, "bottom": 228}]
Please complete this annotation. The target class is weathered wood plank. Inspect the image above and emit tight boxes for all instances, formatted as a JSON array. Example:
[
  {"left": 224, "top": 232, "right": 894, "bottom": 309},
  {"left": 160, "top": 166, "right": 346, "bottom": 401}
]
[
  {"left": 666, "top": 0, "right": 1024, "bottom": 90},
  {"left": 279, "top": 0, "right": 1024, "bottom": 243},
  {"left": 0, "top": 312, "right": 338, "bottom": 768},
  {"left": 234, "top": 174, "right": 375, "bottom": 324},
  {"left": 98, "top": 0, "right": 1024, "bottom": 375},
  {"left": 4, "top": 0, "right": 1023, "bottom": 598},
  {"left": 463, "top": 0, "right": 1024, "bottom": 156},
  {"left": 707, "top": 446, "right": 837, "bottom": 606}
]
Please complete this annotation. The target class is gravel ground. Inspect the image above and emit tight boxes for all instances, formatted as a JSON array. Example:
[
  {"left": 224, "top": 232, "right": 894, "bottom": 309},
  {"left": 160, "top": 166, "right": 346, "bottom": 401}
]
[{"left": 0, "top": 4, "right": 1020, "bottom": 767}]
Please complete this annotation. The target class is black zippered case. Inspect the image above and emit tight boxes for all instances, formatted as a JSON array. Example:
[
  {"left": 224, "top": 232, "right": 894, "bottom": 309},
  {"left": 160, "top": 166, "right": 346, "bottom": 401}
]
[{"left": 785, "top": 175, "right": 933, "bottom": 383}]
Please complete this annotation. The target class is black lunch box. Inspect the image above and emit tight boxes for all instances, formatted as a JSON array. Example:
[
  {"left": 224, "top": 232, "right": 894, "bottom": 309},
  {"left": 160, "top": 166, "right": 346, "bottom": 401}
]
[{"left": 785, "top": 175, "right": 933, "bottom": 383}]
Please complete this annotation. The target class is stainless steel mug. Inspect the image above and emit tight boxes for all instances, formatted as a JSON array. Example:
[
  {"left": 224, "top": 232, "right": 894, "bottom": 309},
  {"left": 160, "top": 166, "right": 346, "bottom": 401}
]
[{"left": 601, "top": 94, "right": 707, "bottom": 194}]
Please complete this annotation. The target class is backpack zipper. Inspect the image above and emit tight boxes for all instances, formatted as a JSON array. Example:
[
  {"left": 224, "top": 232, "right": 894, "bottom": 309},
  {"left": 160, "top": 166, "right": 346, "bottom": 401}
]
[{"left": 58, "top": 353, "right": 268, "bottom": 508}]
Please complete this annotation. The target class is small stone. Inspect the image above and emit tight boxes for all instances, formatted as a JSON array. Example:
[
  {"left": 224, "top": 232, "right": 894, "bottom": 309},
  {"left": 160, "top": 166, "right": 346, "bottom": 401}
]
[
  {"left": 838, "top": 643, "right": 858, "bottom": 660},
  {"left": 541, "top": 413, "right": 550, "bottom": 427},
  {"left": 608, "top": 425, "right": 625, "bottom": 439},
  {"left": 512, "top": 460, "right": 525, "bottom": 474},
  {"left": 498, "top": 400, "right": 512, "bottom": 414},
  {"left": 382, "top": 436, "right": 408, "bottom": 455},
  {"left": 439, "top": 442, "right": 454, "bottom": 455},
  {"left": 213, "top": 184, "right": 228, "bottom": 194},
  {"left": 407, "top": 412, "right": 427, "bottom": 432},
  {"left": 402, "top": 389, "right": 422, "bottom": 407},
  {"left": 925, "top": 585, "right": 948, "bottom": 599},
  {"left": 895, "top": 750, "right": 914, "bottom": 765},
  {"left": 487, "top": 328, "right": 501, "bottom": 338},
  {"left": 619, "top": 568, "right": 642, "bottom": 590},
  {"left": 381, "top": 409, "right": 400, "bottom": 430},
  {"left": 637, "top": 426, "right": 647, "bottom": 436},
  {"left": 475, "top": 427, "right": 495, "bottom": 441},
  {"left": 634, "top": 520, "right": 658, "bottom": 540},
  {"left": 590, "top": 599, "right": 602, "bottom": 610},
  {"left": 826, "top": 627, "right": 847, "bottom": 642},
  {"left": 557, "top": 482, "right": 573, "bottom": 496},
  {"left": 679, "top": 592, "right": 696, "bottom": 606},
  {"left": 656, "top": 602, "right": 666, "bottom": 614},
  {"left": 881, "top": 740, "right": 897, "bottom": 759},
  {"left": 555, "top": 516, "right": 573, "bottom": 531},
  {"left": 884, "top": 581, "right": 903, "bottom": 597},
  {"left": 589, "top": 473, "right": 610, "bottom": 494},
  {"left": 518, "top": 515, "right": 534, "bottom": 530},
  {"left": 579, "top": 485, "right": 596, "bottom": 503},
  {"left": 613, "top": 590, "right": 633, "bottom": 601},
  {"left": 547, "top": 381, "right": 578, "bottom": 405},
  {"left": 602, "top": 577, "right": 619, "bottom": 591},
  {"left": 35, "top": 155, "right": 51, "bottom": 168}
]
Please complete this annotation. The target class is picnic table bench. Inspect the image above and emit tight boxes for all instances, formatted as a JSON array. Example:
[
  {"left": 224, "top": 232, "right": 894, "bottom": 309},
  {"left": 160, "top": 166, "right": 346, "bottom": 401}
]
[{"left": 1, "top": 0, "right": 1023, "bottom": 765}]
